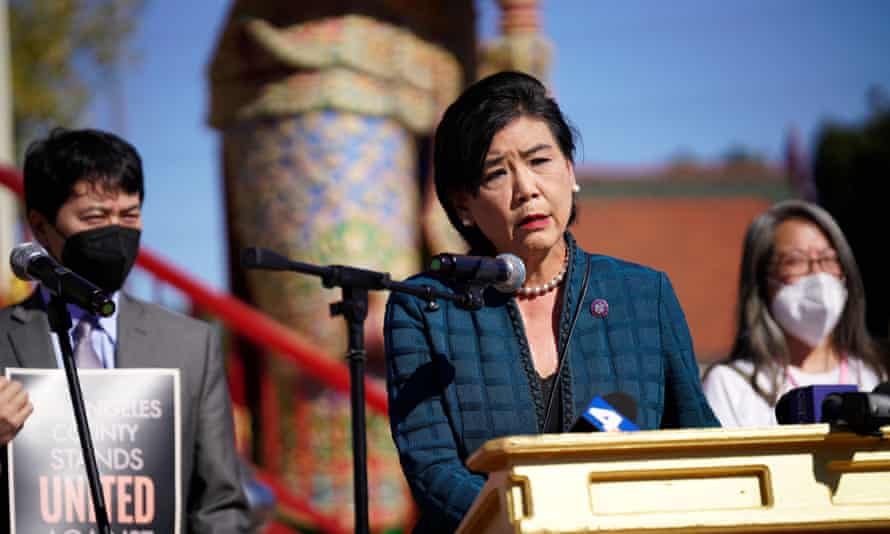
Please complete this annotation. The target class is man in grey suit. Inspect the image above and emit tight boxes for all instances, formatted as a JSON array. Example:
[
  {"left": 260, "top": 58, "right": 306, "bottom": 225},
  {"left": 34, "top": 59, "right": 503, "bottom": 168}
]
[{"left": 0, "top": 128, "right": 250, "bottom": 533}]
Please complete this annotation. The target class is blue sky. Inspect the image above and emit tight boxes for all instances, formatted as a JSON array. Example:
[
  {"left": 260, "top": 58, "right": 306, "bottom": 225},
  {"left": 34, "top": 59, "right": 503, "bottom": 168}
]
[{"left": 88, "top": 0, "right": 890, "bottom": 299}]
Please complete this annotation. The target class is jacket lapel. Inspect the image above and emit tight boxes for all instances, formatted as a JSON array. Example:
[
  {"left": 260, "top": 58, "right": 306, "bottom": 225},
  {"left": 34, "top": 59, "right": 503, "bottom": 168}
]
[
  {"left": 564, "top": 247, "right": 623, "bottom": 423},
  {"left": 559, "top": 235, "right": 598, "bottom": 427},
  {"left": 115, "top": 293, "right": 149, "bottom": 368},
  {"left": 7, "top": 292, "right": 57, "bottom": 369}
]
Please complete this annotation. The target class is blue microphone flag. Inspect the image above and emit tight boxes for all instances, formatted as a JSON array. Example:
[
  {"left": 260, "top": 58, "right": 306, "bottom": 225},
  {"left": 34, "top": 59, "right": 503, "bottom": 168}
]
[{"left": 580, "top": 396, "right": 640, "bottom": 432}]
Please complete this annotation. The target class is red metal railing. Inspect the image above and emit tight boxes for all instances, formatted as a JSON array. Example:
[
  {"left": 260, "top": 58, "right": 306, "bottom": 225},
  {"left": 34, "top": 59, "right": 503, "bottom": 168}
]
[
  {"left": 0, "top": 165, "right": 22, "bottom": 195},
  {"left": 0, "top": 164, "right": 386, "bottom": 533},
  {"left": 0, "top": 164, "right": 387, "bottom": 411},
  {"left": 135, "top": 248, "right": 388, "bottom": 413}
]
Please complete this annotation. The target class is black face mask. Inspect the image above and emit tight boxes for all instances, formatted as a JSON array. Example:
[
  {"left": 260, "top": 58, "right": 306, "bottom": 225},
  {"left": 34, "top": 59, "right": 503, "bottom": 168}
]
[{"left": 61, "top": 225, "right": 141, "bottom": 294}]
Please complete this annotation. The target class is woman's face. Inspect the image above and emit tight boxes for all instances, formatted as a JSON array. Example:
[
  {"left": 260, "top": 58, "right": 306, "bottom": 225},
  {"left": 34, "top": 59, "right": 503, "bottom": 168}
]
[
  {"left": 768, "top": 217, "right": 843, "bottom": 299},
  {"left": 453, "top": 115, "right": 576, "bottom": 258}
]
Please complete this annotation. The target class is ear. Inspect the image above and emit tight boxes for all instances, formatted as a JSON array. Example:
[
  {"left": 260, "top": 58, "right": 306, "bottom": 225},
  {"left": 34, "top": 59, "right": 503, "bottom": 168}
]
[
  {"left": 27, "top": 209, "right": 51, "bottom": 246},
  {"left": 451, "top": 191, "right": 474, "bottom": 227},
  {"left": 566, "top": 160, "right": 577, "bottom": 191}
]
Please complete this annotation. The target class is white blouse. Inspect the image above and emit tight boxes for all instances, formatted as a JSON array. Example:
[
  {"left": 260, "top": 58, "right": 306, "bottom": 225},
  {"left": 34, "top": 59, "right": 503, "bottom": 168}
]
[{"left": 702, "top": 356, "right": 883, "bottom": 428}]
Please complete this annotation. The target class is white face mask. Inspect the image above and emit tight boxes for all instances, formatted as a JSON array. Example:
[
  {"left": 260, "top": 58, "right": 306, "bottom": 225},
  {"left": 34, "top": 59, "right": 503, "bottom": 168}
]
[{"left": 769, "top": 272, "right": 848, "bottom": 347}]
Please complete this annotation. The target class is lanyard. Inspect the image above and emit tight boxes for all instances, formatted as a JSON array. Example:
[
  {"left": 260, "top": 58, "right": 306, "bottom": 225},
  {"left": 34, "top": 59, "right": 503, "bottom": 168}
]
[{"left": 785, "top": 353, "right": 848, "bottom": 389}]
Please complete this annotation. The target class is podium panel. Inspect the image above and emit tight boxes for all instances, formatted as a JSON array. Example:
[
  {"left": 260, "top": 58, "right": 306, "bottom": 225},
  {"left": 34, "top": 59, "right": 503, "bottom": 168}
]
[{"left": 457, "top": 425, "right": 890, "bottom": 533}]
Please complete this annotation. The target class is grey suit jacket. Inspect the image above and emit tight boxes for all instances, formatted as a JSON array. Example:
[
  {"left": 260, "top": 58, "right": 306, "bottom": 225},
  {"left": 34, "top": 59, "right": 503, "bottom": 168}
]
[{"left": 0, "top": 291, "right": 250, "bottom": 533}]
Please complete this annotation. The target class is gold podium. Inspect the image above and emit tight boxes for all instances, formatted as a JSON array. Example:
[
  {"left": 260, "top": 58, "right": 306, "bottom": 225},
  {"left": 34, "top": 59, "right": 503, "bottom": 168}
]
[{"left": 456, "top": 425, "right": 890, "bottom": 533}]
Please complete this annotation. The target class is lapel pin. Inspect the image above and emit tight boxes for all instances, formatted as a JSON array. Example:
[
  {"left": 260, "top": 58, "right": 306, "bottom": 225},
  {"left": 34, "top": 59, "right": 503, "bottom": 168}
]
[{"left": 591, "top": 298, "right": 609, "bottom": 318}]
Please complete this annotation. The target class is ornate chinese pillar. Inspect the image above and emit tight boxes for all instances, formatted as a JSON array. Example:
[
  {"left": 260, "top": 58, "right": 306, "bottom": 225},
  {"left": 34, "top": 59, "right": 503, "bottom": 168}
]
[
  {"left": 479, "top": 0, "right": 553, "bottom": 82},
  {"left": 208, "top": 4, "right": 474, "bottom": 531}
]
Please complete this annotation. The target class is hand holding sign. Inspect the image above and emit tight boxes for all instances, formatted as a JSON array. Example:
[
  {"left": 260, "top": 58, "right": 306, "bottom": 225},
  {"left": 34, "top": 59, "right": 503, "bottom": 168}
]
[{"left": 0, "top": 377, "right": 33, "bottom": 445}]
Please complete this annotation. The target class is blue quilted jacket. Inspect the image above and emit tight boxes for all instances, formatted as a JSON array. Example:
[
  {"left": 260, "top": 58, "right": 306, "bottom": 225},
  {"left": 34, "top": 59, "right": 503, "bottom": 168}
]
[{"left": 384, "top": 235, "right": 719, "bottom": 533}]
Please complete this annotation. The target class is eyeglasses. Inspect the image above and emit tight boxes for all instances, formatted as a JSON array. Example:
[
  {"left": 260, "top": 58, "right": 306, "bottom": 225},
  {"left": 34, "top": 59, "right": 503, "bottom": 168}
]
[{"left": 771, "top": 250, "right": 843, "bottom": 278}]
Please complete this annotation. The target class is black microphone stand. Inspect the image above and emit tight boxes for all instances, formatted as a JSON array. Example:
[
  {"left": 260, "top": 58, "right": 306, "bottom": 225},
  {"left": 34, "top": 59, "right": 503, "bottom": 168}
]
[
  {"left": 242, "top": 249, "right": 476, "bottom": 534},
  {"left": 46, "top": 296, "right": 112, "bottom": 534}
]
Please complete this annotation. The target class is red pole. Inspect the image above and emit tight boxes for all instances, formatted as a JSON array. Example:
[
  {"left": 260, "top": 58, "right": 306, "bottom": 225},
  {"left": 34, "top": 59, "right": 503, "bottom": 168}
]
[{"left": 137, "top": 248, "right": 389, "bottom": 414}]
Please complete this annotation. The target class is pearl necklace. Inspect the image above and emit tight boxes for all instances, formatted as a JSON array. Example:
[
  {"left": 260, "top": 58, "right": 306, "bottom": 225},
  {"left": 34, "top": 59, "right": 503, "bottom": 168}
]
[{"left": 515, "top": 252, "right": 569, "bottom": 298}]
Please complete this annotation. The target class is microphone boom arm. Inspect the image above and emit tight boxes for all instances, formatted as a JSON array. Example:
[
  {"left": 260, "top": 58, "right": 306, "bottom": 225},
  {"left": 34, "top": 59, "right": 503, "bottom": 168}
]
[
  {"left": 242, "top": 247, "right": 482, "bottom": 310},
  {"left": 240, "top": 246, "right": 484, "bottom": 534}
]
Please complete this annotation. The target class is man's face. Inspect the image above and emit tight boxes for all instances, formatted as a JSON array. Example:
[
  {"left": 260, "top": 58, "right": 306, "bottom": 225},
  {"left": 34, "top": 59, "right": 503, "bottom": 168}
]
[{"left": 29, "top": 179, "right": 143, "bottom": 261}]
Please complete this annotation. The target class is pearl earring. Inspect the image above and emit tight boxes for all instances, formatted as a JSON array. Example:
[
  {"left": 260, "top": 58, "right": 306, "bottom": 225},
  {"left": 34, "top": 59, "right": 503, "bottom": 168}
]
[
  {"left": 461, "top": 219, "right": 474, "bottom": 227},
  {"left": 572, "top": 184, "right": 581, "bottom": 193}
]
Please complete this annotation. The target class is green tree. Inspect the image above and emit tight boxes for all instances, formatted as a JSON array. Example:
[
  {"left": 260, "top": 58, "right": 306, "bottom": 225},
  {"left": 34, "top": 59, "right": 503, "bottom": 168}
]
[
  {"left": 814, "top": 88, "right": 890, "bottom": 340},
  {"left": 9, "top": 0, "right": 144, "bottom": 159}
]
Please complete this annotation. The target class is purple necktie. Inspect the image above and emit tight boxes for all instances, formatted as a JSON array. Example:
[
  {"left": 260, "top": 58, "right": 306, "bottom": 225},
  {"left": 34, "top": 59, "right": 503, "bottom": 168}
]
[{"left": 73, "top": 319, "right": 103, "bottom": 369}]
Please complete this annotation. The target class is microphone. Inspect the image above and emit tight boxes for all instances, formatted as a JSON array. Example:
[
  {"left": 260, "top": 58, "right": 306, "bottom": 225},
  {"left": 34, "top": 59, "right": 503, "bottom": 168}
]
[
  {"left": 241, "top": 247, "right": 388, "bottom": 288},
  {"left": 429, "top": 253, "right": 526, "bottom": 293},
  {"left": 821, "top": 383, "right": 890, "bottom": 434},
  {"left": 10, "top": 242, "right": 115, "bottom": 317},
  {"left": 571, "top": 392, "right": 640, "bottom": 432},
  {"left": 775, "top": 384, "right": 858, "bottom": 425},
  {"left": 241, "top": 247, "right": 299, "bottom": 271}
]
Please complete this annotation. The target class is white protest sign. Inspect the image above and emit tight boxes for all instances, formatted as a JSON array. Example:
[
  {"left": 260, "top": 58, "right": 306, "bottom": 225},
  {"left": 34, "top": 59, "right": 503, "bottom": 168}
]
[{"left": 6, "top": 368, "right": 181, "bottom": 534}]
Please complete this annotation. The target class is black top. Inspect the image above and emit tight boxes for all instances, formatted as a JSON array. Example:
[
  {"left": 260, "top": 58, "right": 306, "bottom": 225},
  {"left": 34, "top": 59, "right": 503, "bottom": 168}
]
[{"left": 539, "top": 372, "right": 563, "bottom": 433}]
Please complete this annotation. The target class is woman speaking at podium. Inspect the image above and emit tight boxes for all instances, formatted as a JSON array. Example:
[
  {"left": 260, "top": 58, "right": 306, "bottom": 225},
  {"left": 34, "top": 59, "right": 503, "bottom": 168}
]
[{"left": 384, "top": 71, "right": 719, "bottom": 533}]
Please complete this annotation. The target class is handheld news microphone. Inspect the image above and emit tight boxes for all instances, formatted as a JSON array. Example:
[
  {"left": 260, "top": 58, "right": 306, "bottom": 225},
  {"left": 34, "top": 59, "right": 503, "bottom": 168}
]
[
  {"left": 571, "top": 392, "right": 640, "bottom": 432},
  {"left": 775, "top": 384, "right": 858, "bottom": 425},
  {"left": 821, "top": 383, "right": 890, "bottom": 434},
  {"left": 10, "top": 242, "right": 115, "bottom": 317},
  {"left": 429, "top": 253, "right": 526, "bottom": 293}
]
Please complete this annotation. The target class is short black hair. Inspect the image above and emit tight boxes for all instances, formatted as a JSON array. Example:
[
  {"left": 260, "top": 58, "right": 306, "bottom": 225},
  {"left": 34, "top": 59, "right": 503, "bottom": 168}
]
[
  {"left": 24, "top": 128, "right": 145, "bottom": 223},
  {"left": 433, "top": 71, "right": 578, "bottom": 253}
]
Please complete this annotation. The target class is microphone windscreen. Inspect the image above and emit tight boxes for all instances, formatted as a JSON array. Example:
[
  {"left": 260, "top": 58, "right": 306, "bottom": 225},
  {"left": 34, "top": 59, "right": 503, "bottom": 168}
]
[
  {"left": 493, "top": 253, "right": 526, "bottom": 293},
  {"left": 9, "top": 242, "right": 47, "bottom": 281}
]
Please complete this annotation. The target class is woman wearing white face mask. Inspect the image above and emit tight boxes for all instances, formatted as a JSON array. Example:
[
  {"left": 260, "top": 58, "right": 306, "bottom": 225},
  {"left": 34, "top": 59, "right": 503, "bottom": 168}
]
[{"left": 703, "top": 200, "right": 888, "bottom": 427}]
